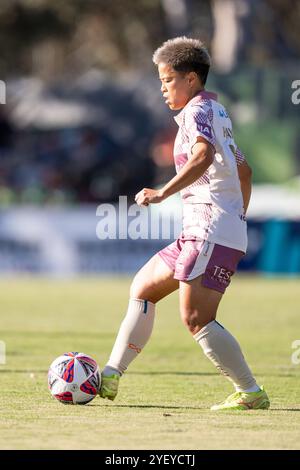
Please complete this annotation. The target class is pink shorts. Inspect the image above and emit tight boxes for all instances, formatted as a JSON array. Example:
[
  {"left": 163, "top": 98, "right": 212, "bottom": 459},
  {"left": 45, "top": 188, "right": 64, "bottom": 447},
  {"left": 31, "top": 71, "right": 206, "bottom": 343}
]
[{"left": 158, "top": 238, "right": 244, "bottom": 293}]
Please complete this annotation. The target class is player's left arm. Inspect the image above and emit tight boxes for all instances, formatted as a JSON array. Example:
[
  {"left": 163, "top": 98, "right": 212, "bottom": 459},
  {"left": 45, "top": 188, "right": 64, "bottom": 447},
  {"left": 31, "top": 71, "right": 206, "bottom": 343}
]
[
  {"left": 236, "top": 148, "right": 252, "bottom": 214},
  {"left": 135, "top": 137, "right": 214, "bottom": 206}
]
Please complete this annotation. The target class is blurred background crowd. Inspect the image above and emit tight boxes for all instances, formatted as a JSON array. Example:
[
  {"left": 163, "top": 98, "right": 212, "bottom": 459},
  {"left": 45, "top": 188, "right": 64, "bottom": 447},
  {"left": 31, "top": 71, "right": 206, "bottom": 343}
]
[{"left": 0, "top": 0, "right": 299, "bottom": 205}]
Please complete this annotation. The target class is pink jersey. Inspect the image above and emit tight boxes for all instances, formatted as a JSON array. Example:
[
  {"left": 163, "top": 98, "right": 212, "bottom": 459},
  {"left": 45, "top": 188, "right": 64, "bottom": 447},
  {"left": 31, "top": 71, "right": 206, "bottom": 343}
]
[{"left": 173, "top": 90, "right": 247, "bottom": 252}]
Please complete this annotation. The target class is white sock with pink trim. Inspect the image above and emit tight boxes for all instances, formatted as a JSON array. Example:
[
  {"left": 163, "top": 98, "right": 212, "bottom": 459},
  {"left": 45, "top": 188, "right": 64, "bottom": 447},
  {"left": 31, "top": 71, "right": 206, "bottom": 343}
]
[{"left": 105, "top": 298, "right": 155, "bottom": 375}]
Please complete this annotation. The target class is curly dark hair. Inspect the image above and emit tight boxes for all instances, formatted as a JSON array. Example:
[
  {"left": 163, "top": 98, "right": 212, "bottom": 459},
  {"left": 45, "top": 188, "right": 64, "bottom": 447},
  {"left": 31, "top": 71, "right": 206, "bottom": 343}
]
[{"left": 153, "top": 36, "right": 211, "bottom": 85}]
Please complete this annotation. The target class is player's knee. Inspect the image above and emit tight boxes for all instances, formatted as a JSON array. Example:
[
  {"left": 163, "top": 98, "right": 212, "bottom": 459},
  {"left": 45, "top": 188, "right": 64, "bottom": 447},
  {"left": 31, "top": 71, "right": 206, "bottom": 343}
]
[
  {"left": 180, "top": 307, "right": 213, "bottom": 334},
  {"left": 129, "top": 276, "right": 141, "bottom": 298},
  {"left": 180, "top": 307, "right": 200, "bottom": 333},
  {"left": 129, "top": 275, "right": 149, "bottom": 300}
]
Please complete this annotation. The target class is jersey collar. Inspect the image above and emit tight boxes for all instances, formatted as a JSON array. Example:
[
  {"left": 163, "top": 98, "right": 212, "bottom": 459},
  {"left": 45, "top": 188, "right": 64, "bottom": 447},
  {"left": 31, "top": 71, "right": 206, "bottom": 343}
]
[{"left": 174, "top": 90, "right": 218, "bottom": 126}]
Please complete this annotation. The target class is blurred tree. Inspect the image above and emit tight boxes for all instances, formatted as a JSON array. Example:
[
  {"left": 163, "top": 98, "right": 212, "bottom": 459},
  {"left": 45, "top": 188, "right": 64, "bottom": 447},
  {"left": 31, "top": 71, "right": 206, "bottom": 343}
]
[
  {"left": 237, "top": 0, "right": 300, "bottom": 64},
  {"left": 0, "top": 0, "right": 299, "bottom": 79},
  {"left": 0, "top": 0, "right": 164, "bottom": 77}
]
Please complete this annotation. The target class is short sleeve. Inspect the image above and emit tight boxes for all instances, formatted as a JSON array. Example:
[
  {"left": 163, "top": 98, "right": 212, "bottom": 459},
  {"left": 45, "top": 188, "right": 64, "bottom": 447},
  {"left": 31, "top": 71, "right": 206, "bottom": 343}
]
[{"left": 184, "top": 107, "right": 216, "bottom": 151}]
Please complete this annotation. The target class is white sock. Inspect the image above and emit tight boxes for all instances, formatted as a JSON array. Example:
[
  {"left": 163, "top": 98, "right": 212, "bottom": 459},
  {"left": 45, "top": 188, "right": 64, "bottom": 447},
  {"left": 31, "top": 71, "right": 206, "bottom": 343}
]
[
  {"left": 102, "top": 366, "right": 121, "bottom": 377},
  {"left": 194, "top": 320, "right": 259, "bottom": 393},
  {"left": 242, "top": 384, "right": 261, "bottom": 393},
  {"left": 106, "top": 298, "right": 155, "bottom": 374}
]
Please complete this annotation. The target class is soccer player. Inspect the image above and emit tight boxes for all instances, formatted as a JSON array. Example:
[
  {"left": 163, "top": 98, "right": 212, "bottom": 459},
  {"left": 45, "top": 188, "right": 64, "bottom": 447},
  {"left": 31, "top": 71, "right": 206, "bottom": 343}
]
[{"left": 99, "top": 37, "right": 270, "bottom": 411}]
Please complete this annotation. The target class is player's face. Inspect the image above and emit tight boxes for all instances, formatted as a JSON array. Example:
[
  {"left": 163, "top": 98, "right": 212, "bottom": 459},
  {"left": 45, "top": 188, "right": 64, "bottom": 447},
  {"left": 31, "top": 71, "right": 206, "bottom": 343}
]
[{"left": 158, "top": 63, "right": 192, "bottom": 111}]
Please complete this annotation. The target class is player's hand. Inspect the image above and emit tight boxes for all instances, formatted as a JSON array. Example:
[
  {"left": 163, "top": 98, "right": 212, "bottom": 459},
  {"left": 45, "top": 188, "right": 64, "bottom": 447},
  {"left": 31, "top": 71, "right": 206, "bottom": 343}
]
[{"left": 134, "top": 188, "right": 165, "bottom": 206}]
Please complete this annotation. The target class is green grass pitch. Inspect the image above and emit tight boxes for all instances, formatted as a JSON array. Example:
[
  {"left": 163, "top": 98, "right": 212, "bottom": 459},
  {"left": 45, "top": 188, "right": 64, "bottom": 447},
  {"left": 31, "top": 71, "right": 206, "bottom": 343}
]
[{"left": 0, "top": 276, "right": 299, "bottom": 450}]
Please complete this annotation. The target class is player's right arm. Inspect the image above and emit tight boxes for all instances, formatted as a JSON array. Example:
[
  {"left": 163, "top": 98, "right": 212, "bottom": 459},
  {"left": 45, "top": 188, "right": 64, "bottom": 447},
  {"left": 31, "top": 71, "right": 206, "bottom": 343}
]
[
  {"left": 236, "top": 152, "right": 252, "bottom": 215},
  {"left": 135, "top": 137, "right": 214, "bottom": 206}
]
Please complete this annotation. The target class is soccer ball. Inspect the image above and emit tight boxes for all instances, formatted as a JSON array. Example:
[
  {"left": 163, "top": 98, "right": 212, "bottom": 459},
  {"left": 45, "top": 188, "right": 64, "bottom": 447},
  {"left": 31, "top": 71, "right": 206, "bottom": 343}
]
[{"left": 48, "top": 352, "right": 101, "bottom": 405}]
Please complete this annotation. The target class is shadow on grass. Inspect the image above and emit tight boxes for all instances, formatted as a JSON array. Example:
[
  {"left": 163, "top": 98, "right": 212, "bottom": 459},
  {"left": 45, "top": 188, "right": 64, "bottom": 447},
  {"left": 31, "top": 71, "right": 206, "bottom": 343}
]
[
  {"left": 269, "top": 408, "right": 300, "bottom": 412},
  {"left": 0, "top": 369, "right": 219, "bottom": 376},
  {"left": 128, "top": 371, "right": 219, "bottom": 376},
  {"left": 92, "top": 403, "right": 204, "bottom": 410},
  {"left": 89, "top": 404, "right": 300, "bottom": 412}
]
